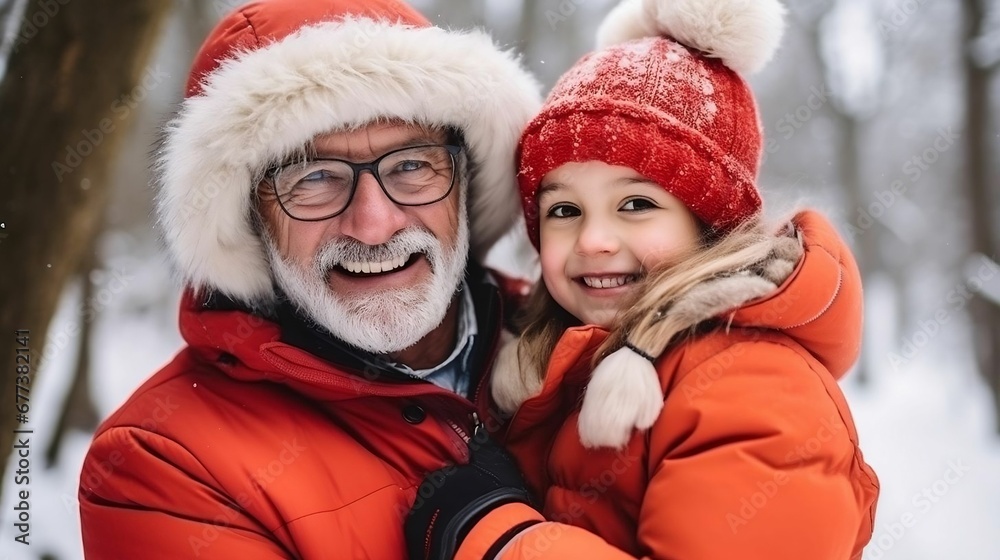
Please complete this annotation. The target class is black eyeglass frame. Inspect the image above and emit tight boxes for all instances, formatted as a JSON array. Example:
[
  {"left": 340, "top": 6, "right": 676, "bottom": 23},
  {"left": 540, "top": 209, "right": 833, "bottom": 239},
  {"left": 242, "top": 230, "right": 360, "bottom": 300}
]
[{"left": 265, "top": 143, "right": 463, "bottom": 222}]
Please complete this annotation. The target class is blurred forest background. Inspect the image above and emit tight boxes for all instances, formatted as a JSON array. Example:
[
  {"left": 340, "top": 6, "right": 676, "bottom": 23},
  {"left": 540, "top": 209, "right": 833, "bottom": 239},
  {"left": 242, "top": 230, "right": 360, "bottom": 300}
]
[{"left": 0, "top": 0, "right": 998, "bottom": 558}]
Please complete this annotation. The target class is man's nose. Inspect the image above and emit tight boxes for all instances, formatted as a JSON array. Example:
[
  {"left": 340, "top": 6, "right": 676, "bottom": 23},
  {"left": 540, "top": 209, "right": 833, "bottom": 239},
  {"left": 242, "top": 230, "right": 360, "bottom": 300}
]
[
  {"left": 575, "top": 216, "right": 620, "bottom": 256},
  {"left": 336, "top": 172, "right": 408, "bottom": 245}
]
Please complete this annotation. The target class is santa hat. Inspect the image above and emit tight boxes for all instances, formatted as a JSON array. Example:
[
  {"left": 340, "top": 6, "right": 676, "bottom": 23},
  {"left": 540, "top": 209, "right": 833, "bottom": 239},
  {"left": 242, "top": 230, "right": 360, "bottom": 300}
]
[
  {"left": 155, "top": 0, "right": 541, "bottom": 306},
  {"left": 517, "top": 0, "right": 786, "bottom": 248}
]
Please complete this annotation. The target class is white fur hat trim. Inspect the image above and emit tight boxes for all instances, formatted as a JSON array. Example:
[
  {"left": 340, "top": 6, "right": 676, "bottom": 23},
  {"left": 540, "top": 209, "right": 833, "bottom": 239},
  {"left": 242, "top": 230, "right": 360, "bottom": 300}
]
[{"left": 156, "top": 18, "right": 541, "bottom": 305}]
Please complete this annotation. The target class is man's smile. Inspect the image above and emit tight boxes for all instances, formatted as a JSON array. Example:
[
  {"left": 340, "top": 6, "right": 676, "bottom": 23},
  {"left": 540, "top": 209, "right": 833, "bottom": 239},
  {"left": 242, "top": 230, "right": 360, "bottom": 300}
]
[{"left": 331, "top": 252, "right": 422, "bottom": 276}]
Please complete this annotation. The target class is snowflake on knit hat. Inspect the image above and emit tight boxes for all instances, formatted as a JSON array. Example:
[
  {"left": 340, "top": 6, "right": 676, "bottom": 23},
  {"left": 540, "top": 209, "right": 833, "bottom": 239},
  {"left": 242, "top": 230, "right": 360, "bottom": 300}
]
[{"left": 518, "top": 0, "right": 785, "bottom": 252}]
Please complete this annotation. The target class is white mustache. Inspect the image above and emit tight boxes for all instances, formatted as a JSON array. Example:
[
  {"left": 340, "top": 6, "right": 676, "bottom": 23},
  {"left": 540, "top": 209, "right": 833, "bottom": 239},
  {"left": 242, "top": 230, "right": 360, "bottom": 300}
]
[{"left": 313, "top": 228, "right": 439, "bottom": 274}]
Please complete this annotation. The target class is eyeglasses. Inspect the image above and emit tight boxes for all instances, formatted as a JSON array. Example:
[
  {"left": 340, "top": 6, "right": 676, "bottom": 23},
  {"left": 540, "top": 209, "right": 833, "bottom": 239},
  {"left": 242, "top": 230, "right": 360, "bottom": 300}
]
[{"left": 265, "top": 144, "right": 462, "bottom": 221}]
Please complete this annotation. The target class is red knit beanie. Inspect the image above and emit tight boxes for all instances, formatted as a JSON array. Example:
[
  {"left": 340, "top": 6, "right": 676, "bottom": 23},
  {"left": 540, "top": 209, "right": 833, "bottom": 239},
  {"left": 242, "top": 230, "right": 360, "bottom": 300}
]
[{"left": 518, "top": 0, "right": 787, "bottom": 247}]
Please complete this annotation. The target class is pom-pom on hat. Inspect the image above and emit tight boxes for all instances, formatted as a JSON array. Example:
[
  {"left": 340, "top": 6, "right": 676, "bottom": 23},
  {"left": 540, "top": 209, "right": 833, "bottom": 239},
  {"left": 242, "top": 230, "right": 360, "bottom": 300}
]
[{"left": 517, "top": 0, "right": 787, "bottom": 248}]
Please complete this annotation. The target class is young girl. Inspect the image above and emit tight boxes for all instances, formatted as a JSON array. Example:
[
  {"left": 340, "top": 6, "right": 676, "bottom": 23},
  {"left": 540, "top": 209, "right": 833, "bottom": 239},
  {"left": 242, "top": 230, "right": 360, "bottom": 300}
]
[{"left": 456, "top": 0, "right": 880, "bottom": 558}]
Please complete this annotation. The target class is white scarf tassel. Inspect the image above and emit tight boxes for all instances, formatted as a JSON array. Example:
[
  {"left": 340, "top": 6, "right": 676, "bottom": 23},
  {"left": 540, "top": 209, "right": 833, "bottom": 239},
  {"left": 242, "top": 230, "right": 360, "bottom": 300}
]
[{"left": 578, "top": 345, "right": 663, "bottom": 449}]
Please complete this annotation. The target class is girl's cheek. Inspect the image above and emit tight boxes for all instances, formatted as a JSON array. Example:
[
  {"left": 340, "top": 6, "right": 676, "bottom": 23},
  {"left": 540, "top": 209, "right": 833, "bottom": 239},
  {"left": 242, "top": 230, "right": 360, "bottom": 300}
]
[
  {"left": 538, "top": 250, "right": 561, "bottom": 285},
  {"left": 636, "top": 235, "right": 684, "bottom": 269}
]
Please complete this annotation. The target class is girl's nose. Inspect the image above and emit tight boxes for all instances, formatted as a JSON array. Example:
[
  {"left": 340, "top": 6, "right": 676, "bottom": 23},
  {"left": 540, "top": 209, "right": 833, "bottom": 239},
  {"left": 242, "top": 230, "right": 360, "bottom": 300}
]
[{"left": 575, "top": 216, "right": 620, "bottom": 256}]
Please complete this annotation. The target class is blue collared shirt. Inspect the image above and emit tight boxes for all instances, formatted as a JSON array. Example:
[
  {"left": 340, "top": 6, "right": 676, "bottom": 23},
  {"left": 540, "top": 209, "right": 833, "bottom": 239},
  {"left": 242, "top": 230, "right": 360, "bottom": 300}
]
[{"left": 384, "top": 280, "right": 478, "bottom": 398}]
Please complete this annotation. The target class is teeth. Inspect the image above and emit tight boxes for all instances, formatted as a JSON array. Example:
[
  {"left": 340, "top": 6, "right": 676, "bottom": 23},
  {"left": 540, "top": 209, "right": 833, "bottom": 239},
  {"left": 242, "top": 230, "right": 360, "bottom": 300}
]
[
  {"left": 582, "top": 275, "right": 634, "bottom": 289},
  {"left": 341, "top": 254, "right": 409, "bottom": 275}
]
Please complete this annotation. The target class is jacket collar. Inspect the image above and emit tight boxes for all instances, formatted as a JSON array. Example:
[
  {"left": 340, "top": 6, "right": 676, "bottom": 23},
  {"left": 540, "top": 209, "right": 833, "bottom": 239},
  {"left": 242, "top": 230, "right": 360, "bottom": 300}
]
[
  {"left": 729, "top": 210, "right": 862, "bottom": 378},
  {"left": 180, "top": 261, "right": 504, "bottom": 402}
]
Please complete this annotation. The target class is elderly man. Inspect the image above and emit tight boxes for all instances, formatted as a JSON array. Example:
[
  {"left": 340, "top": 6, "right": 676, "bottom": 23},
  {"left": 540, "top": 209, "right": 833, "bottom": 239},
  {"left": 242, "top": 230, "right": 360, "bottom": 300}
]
[{"left": 78, "top": 0, "right": 541, "bottom": 557}]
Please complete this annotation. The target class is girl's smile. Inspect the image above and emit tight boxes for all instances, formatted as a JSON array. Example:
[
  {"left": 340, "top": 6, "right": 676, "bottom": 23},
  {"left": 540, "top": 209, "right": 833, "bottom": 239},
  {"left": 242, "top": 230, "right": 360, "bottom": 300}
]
[{"left": 537, "top": 161, "right": 702, "bottom": 327}]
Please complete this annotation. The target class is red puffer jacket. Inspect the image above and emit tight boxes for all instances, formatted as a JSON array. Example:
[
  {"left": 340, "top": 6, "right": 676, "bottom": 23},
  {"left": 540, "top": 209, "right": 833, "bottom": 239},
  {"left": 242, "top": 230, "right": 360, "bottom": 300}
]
[
  {"left": 79, "top": 272, "right": 515, "bottom": 559},
  {"left": 456, "top": 211, "right": 880, "bottom": 560}
]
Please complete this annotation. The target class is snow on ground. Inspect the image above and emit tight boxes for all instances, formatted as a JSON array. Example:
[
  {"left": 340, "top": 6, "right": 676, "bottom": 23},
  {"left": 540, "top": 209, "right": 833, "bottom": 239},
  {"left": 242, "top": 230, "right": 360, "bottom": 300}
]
[
  {"left": 0, "top": 250, "right": 998, "bottom": 559},
  {"left": 0, "top": 242, "right": 182, "bottom": 560},
  {"left": 844, "top": 367, "right": 1000, "bottom": 560}
]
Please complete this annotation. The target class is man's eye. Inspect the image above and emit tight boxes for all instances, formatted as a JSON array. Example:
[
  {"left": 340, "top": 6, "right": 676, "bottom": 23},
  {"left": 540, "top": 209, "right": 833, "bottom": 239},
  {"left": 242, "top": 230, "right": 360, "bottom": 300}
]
[
  {"left": 296, "top": 168, "right": 351, "bottom": 187},
  {"left": 546, "top": 204, "right": 580, "bottom": 218},
  {"left": 394, "top": 160, "right": 429, "bottom": 173},
  {"left": 301, "top": 170, "right": 329, "bottom": 182},
  {"left": 621, "top": 198, "right": 657, "bottom": 212}
]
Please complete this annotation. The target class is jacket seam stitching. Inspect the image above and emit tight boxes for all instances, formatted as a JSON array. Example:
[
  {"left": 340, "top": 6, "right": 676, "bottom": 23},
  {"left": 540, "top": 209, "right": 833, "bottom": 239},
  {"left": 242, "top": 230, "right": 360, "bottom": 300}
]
[
  {"left": 239, "top": 9, "right": 261, "bottom": 46},
  {"left": 782, "top": 244, "right": 845, "bottom": 330},
  {"left": 272, "top": 483, "right": 401, "bottom": 530},
  {"left": 673, "top": 338, "right": 859, "bottom": 446},
  {"left": 95, "top": 425, "right": 230, "bottom": 499}
]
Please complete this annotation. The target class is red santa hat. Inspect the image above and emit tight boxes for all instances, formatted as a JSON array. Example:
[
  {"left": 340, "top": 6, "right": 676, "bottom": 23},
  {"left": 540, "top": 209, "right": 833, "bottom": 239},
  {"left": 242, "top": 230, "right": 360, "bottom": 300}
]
[
  {"left": 156, "top": 0, "right": 541, "bottom": 305},
  {"left": 517, "top": 0, "right": 787, "bottom": 248}
]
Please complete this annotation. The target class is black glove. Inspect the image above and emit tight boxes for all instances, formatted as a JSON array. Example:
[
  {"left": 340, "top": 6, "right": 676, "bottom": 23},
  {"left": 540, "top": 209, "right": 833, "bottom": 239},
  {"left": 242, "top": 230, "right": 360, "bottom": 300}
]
[{"left": 405, "top": 434, "right": 536, "bottom": 560}]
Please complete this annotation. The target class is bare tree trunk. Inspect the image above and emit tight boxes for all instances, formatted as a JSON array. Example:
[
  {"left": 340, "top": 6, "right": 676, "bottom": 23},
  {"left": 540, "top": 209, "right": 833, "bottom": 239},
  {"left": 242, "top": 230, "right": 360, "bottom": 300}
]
[
  {"left": 44, "top": 248, "right": 100, "bottom": 467},
  {"left": 962, "top": 0, "right": 1000, "bottom": 432},
  {"left": 0, "top": 0, "right": 16, "bottom": 36},
  {"left": 0, "top": 0, "right": 170, "bottom": 496},
  {"left": 180, "top": 0, "right": 221, "bottom": 53},
  {"left": 517, "top": 0, "right": 536, "bottom": 66},
  {"left": 0, "top": 0, "right": 28, "bottom": 62},
  {"left": 801, "top": 12, "right": 880, "bottom": 383},
  {"left": 436, "top": 0, "right": 484, "bottom": 28},
  {"left": 833, "top": 111, "right": 877, "bottom": 384}
]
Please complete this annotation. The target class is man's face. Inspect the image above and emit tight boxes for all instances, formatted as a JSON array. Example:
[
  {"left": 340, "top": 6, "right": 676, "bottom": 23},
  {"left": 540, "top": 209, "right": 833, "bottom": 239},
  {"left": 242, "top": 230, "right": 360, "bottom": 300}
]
[{"left": 258, "top": 122, "right": 469, "bottom": 353}]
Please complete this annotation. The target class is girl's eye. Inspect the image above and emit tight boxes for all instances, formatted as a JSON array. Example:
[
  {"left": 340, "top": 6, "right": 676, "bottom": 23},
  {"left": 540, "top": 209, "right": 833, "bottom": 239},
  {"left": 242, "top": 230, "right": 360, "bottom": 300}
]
[
  {"left": 621, "top": 198, "right": 658, "bottom": 212},
  {"left": 546, "top": 204, "right": 580, "bottom": 218}
]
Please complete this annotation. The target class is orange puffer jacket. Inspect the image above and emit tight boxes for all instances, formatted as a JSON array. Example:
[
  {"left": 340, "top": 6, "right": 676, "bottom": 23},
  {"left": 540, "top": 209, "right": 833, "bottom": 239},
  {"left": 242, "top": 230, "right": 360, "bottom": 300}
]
[
  {"left": 78, "top": 271, "right": 514, "bottom": 559},
  {"left": 458, "top": 211, "right": 880, "bottom": 560}
]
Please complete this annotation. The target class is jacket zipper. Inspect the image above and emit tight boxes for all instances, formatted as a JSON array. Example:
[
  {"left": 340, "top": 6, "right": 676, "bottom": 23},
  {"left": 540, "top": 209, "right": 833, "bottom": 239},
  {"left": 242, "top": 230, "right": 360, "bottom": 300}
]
[
  {"left": 445, "top": 412, "right": 484, "bottom": 445},
  {"left": 441, "top": 411, "right": 485, "bottom": 465},
  {"left": 448, "top": 417, "right": 471, "bottom": 443},
  {"left": 262, "top": 283, "right": 503, "bottom": 459},
  {"left": 470, "top": 411, "right": 483, "bottom": 440},
  {"left": 471, "top": 289, "right": 504, "bottom": 423}
]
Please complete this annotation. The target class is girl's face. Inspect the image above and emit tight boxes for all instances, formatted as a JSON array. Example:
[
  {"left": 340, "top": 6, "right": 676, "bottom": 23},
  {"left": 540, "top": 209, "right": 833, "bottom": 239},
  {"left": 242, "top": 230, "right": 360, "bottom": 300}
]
[{"left": 537, "top": 161, "right": 702, "bottom": 327}]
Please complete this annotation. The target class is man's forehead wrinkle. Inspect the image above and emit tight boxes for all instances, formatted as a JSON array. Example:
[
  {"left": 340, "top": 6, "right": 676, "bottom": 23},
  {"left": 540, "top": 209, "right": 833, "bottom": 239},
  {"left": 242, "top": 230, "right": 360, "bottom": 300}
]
[{"left": 311, "top": 123, "right": 445, "bottom": 160}]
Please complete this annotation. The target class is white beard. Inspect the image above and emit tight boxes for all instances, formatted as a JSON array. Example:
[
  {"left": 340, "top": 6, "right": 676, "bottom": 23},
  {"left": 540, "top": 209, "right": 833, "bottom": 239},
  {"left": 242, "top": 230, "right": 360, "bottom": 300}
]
[{"left": 266, "top": 209, "right": 470, "bottom": 354}]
